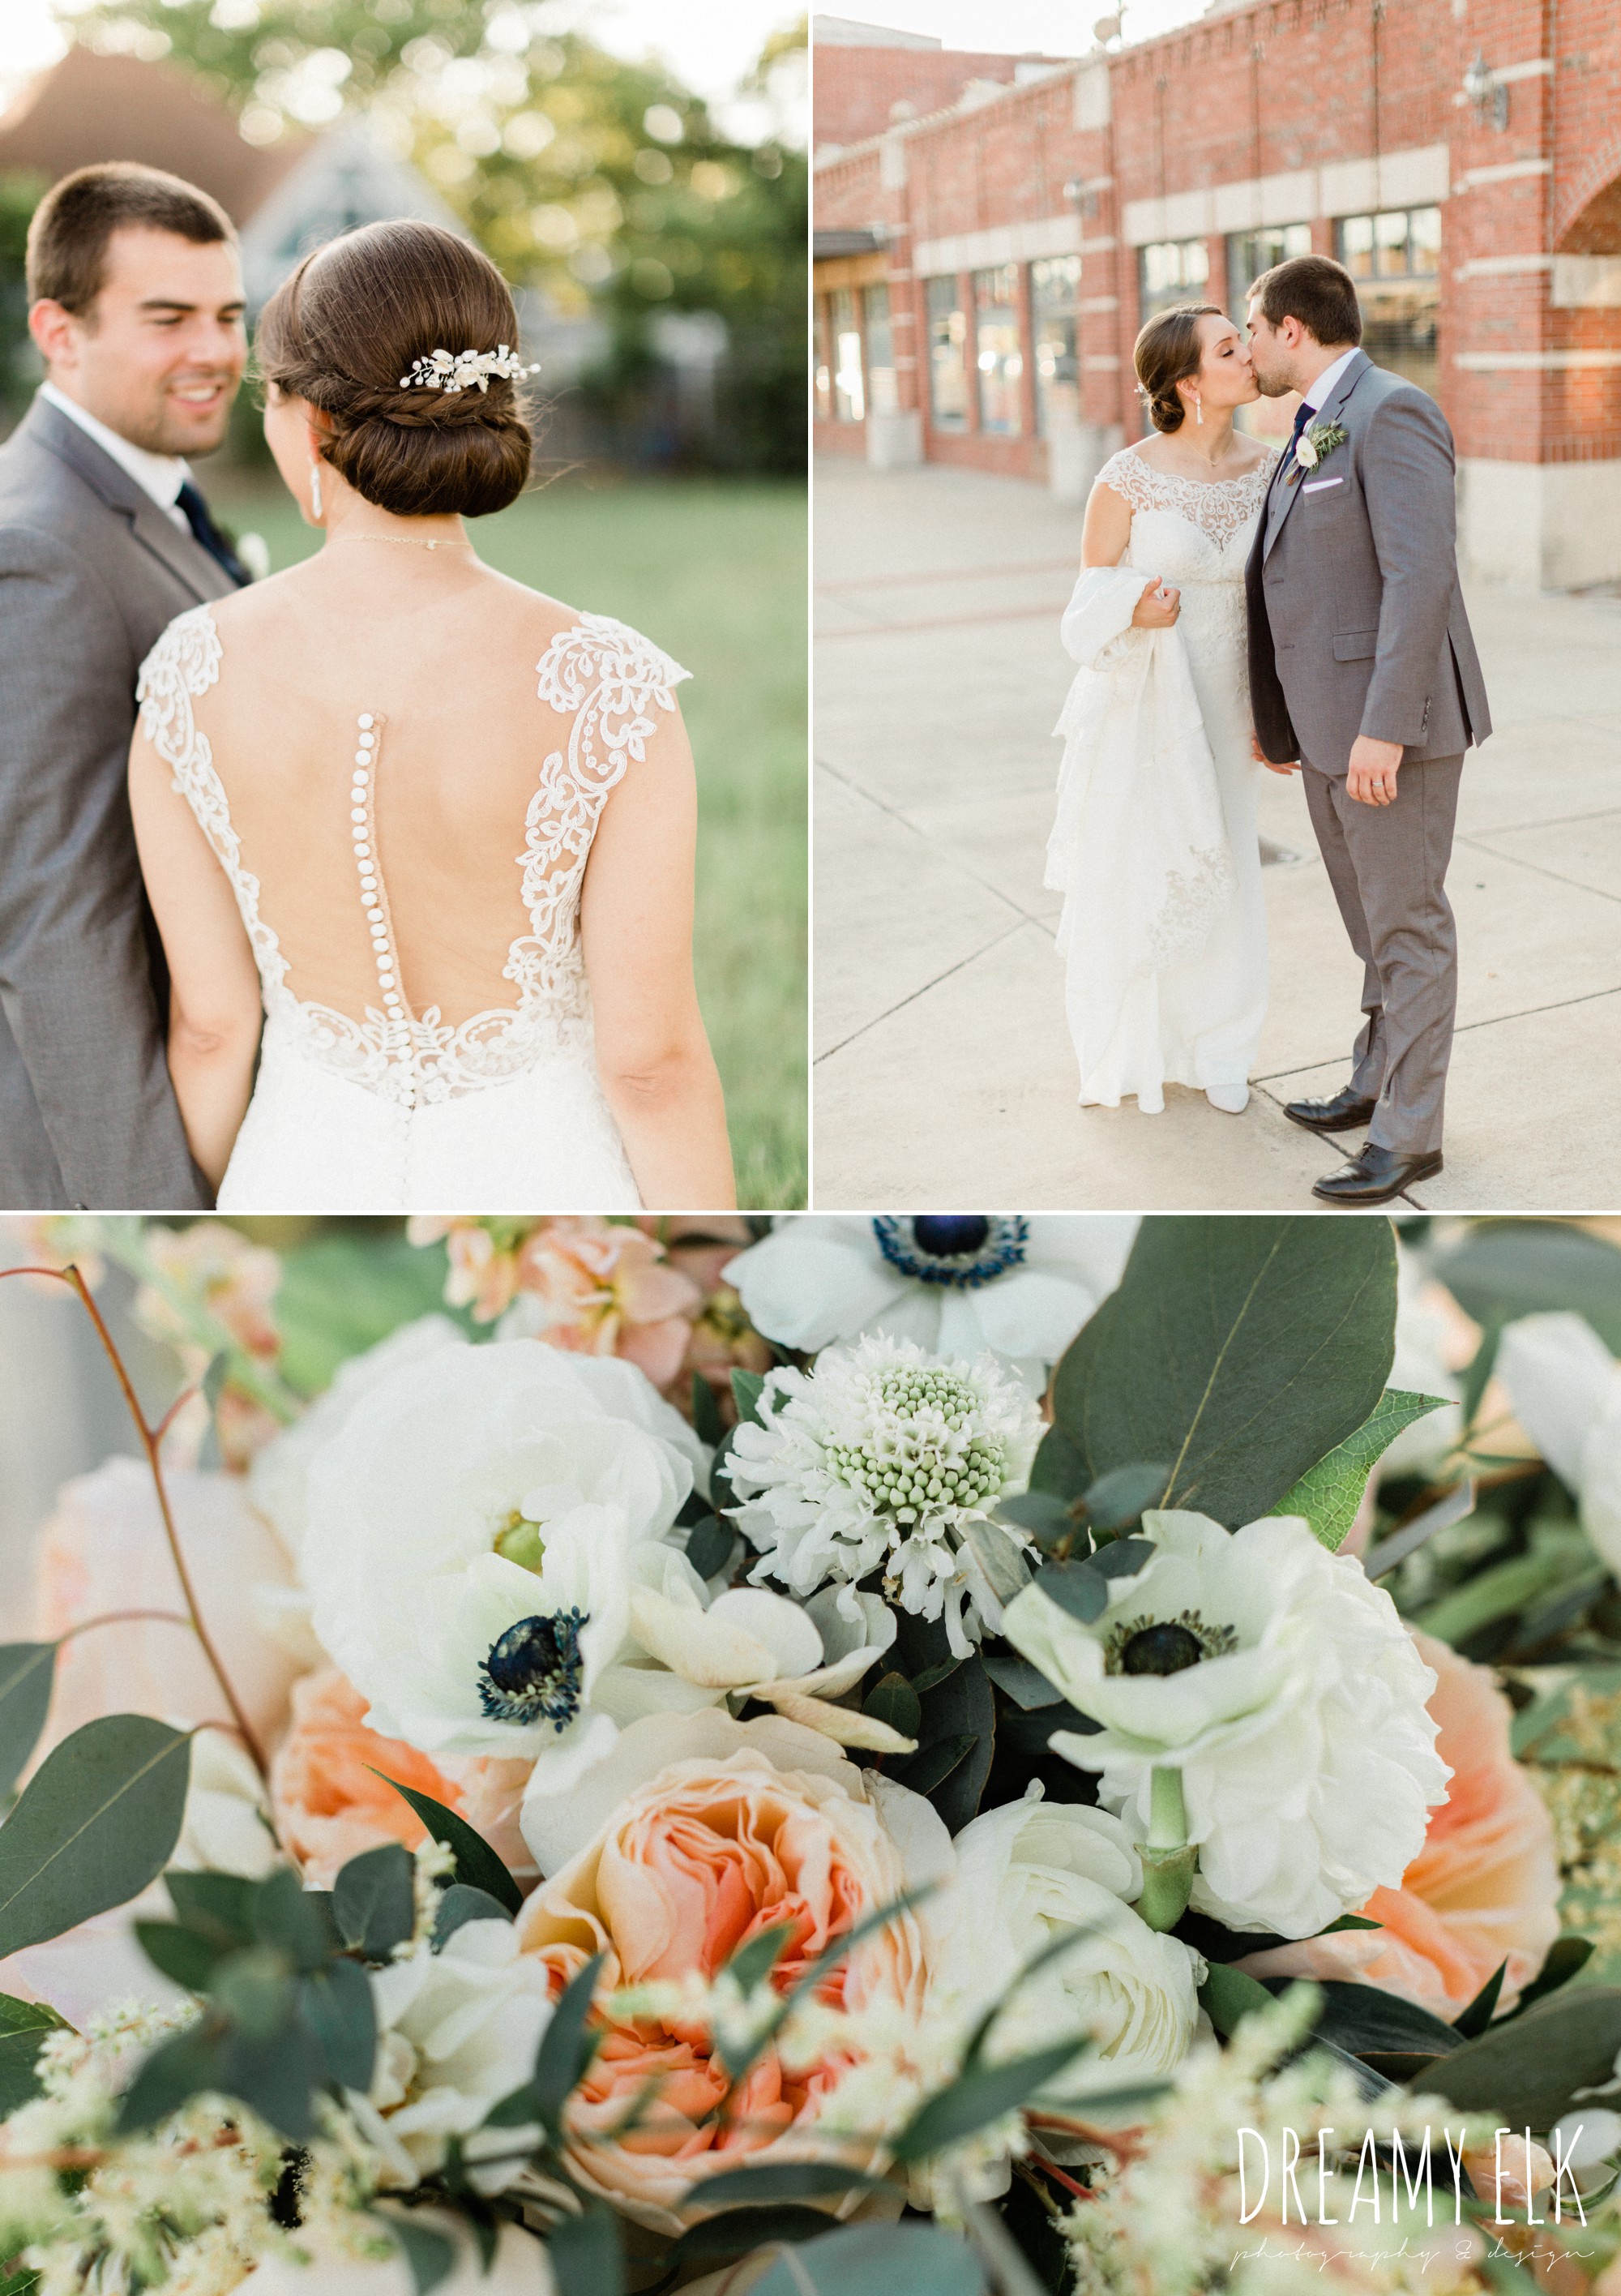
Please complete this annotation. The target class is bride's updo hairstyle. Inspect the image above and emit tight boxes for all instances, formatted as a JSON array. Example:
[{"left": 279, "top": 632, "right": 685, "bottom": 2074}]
[
  {"left": 1134, "top": 302, "right": 1223, "bottom": 434},
  {"left": 256, "top": 220, "right": 532, "bottom": 517}
]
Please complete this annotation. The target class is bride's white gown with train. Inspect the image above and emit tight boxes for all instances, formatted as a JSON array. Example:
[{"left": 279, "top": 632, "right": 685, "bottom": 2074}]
[
  {"left": 1047, "top": 446, "right": 1275, "bottom": 1112},
  {"left": 136, "top": 603, "right": 686, "bottom": 1210}
]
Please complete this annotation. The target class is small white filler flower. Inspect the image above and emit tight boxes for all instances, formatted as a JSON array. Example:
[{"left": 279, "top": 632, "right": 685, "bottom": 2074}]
[{"left": 728, "top": 1335, "right": 1044, "bottom": 1657}]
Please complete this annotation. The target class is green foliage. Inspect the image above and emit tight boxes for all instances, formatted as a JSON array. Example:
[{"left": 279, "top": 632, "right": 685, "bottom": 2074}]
[
  {"left": 863, "top": 1672, "right": 922, "bottom": 1741},
  {"left": 371, "top": 1775, "right": 522, "bottom": 1914},
  {"left": 751, "top": 2222, "right": 986, "bottom": 2296},
  {"left": 1437, "top": 1221, "right": 1621, "bottom": 1352},
  {"left": 548, "top": 2203, "right": 627, "bottom": 2296},
  {"left": 0, "top": 172, "right": 45, "bottom": 418},
  {"left": 1039, "top": 1217, "right": 1397, "bottom": 1526},
  {"left": 888, "top": 1614, "right": 994, "bottom": 1833},
  {"left": 333, "top": 1842, "right": 417, "bottom": 1963},
  {"left": 691, "top": 2161, "right": 889, "bottom": 2206},
  {"left": 1418, "top": 1985, "right": 1621, "bottom": 2131},
  {"left": 682, "top": 1514, "right": 733, "bottom": 1579},
  {"left": 431, "top": 1883, "right": 514, "bottom": 1949},
  {"left": 0, "top": 1993, "right": 70, "bottom": 2118},
  {"left": 0, "top": 1642, "right": 58, "bottom": 1801},
  {"left": 0, "top": 1716, "right": 191, "bottom": 1958},
  {"left": 274, "top": 1231, "right": 464, "bottom": 1396},
  {"left": 1270, "top": 1390, "right": 1449, "bottom": 1550},
  {"left": 381, "top": 2214, "right": 457, "bottom": 2296}
]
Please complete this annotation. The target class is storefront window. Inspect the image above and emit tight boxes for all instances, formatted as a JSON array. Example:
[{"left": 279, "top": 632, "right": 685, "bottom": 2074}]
[
  {"left": 926, "top": 274, "right": 969, "bottom": 429},
  {"left": 863, "top": 283, "right": 896, "bottom": 416},
  {"left": 814, "top": 297, "right": 832, "bottom": 422},
  {"left": 831, "top": 287, "right": 864, "bottom": 423},
  {"left": 973, "top": 263, "right": 1024, "bottom": 435},
  {"left": 1031, "top": 255, "right": 1082, "bottom": 433},
  {"left": 1228, "top": 224, "right": 1311, "bottom": 315},
  {"left": 1138, "top": 238, "right": 1209, "bottom": 319},
  {"left": 1336, "top": 207, "right": 1442, "bottom": 399}
]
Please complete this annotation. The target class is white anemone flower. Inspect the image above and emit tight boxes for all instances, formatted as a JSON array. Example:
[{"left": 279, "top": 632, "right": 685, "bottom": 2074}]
[
  {"left": 298, "top": 1341, "right": 706, "bottom": 1783},
  {"left": 1495, "top": 1312, "right": 1621, "bottom": 1573},
  {"left": 1001, "top": 1510, "right": 1449, "bottom": 1938},
  {"left": 936, "top": 1791, "right": 1205, "bottom": 2104},
  {"left": 728, "top": 1335, "right": 1044, "bottom": 1658},
  {"left": 724, "top": 1214, "right": 1134, "bottom": 1389},
  {"left": 350, "top": 1917, "right": 554, "bottom": 2195}
]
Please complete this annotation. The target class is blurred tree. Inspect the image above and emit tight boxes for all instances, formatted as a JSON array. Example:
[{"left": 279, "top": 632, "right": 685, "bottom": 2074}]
[
  {"left": 49, "top": 1, "right": 805, "bottom": 472},
  {"left": 0, "top": 172, "right": 46, "bottom": 420}
]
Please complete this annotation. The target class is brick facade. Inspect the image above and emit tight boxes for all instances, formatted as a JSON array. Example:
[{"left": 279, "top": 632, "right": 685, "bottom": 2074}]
[{"left": 813, "top": 1, "right": 1621, "bottom": 588}]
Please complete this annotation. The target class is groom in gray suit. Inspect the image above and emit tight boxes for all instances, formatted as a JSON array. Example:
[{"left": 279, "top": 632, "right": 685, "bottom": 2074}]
[
  {"left": 0, "top": 161, "right": 250, "bottom": 1210},
  {"left": 1243, "top": 254, "right": 1491, "bottom": 1206}
]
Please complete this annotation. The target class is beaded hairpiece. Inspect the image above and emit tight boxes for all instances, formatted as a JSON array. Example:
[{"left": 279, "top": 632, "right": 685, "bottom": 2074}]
[{"left": 398, "top": 344, "right": 540, "bottom": 393}]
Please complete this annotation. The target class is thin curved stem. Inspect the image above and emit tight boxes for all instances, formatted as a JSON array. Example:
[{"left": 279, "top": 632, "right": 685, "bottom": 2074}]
[
  {"left": 0, "top": 1262, "right": 268, "bottom": 1782},
  {"left": 56, "top": 1608, "right": 195, "bottom": 1646}
]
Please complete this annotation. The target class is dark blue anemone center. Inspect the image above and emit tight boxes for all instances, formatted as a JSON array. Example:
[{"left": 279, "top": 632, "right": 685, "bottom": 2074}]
[
  {"left": 478, "top": 1609, "right": 588, "bottom": 1731},
  {"left": 871, "top": 1214, "right": 1030, "bottom": 1291}
]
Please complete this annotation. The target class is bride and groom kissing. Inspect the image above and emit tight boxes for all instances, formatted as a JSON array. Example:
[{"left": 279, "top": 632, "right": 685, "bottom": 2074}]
[
  {"left": 1049, "top": 252, "right": 1491, "bottom": 1206},
  {"left": 0, "top": 161, "right": 734, "bottom": 1214}
]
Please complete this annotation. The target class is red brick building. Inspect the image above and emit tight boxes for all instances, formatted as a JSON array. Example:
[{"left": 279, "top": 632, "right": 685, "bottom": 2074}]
[{"left": 813, "top": 1, "right": 1621, "bottom": 589}]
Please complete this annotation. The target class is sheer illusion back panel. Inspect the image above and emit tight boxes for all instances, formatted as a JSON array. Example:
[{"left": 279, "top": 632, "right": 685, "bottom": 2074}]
[{"left": 139, "top": 566, "right": 690, "bottom": 1112}]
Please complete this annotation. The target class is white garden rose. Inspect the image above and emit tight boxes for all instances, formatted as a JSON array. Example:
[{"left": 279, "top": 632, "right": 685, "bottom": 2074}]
[
  {"left": 728, "top": 1334, "right": 1044, "bottom": 1658},
  {"left": 1496, "top": 1312, "right": 1621, "bottom": 1573},
  {"left": 938, "top": 1791, "right": 1204, "bottom": 2104},
  {"left": 725, "top": 1214, "right": 1134, "bottom": 1389},
  {"left": 298, "top": 1341, "right": 706, "bottom": 1781},
  {"left": 1001, "top": 1511, "right": 1449, "bottom": 1938},
  {"left": 349, "top": 1918, "right": 554, "bottom": 2195}
]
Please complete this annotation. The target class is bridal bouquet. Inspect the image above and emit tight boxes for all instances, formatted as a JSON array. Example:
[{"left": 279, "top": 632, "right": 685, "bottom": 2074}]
[{"left": 3, "top": 1213, "right": 1621, "bottom": 2296}]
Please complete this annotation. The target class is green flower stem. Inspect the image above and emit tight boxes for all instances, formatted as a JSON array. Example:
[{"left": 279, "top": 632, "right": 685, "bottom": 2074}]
[
  {"left": 74, "top": 1216, "right": 302, "bottom": 1424},
  {"left": 1138, "top": 1764, "right": 1196, "bottom": 1933}
]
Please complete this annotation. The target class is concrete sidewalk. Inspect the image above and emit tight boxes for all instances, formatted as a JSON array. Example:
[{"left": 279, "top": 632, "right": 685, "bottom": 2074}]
[{"left": 813, "top": 456, "right": 1621, "bottom": 1210}]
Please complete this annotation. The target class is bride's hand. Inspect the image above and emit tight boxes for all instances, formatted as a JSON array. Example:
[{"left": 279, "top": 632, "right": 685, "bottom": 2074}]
[
  {"left": 1251, "top": 731, "right": 1300, "bottom": 775},
  {"left": 1131, "top": 576, "right": 1180, "bottom": 628}
]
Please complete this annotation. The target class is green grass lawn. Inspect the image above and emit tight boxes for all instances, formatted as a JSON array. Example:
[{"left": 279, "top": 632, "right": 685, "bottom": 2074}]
[{"left": 208, "top": 469, "right": 808, "bottom": 1210}]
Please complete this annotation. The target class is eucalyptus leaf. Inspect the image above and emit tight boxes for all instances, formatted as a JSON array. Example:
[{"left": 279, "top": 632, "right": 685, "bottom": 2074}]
[
  {"left": 1087, "top": 1536, "right": 1155, "bottom": 1580},
  {"left": 686, "top": 2161, "right": 889, "bottom": 2207},
  {"left": 1302, "top": 1981, "right": 1461, "bottom": 2059},
  {"left": 960, "top": 1517, "right": 1032, "bottom": 1607},
  {"left": 980, "top": 1650, "right": 1064, "bottom": 1710},
  {"left": 691, "top": 1372, "right": 724, "bottom": 1449},
  {"left": 433, "top": 1883, "right": 515, "bottom": 1948},
  {"left": 0, "top": 1992, "right": 69, "bottom": 2117},
  {"left": 1198, "top": 1964, "right": 1277, "bottom": 2037},
  {"left": 548, "top": 2203, "right": 627, "bottom": 2296},
  {"left": 215, "top": 2015, "right": 327, "bottom": 2142},
  {"left": 1047, "top": 1218, "right": 1396, "bottom": 1525},
  {"left": 731, "top": 1369, "right": 767, "bottom": 1427},
  {"left": 379, "top": 2213, "right": 457, "bottom": 2296},
  {"left": 1452, "top": 1960, "right": 1508, "bottom": 2041},
  {"left": 995, "top": 1490, "right": 1075, "bottom": 1544},
  {"left": 252, "top": 1866, "right": 338, "bottom": 1973},
  {"left": 1503, "top": 1935, "right": 1593, "bottom": 2019},
  {"left": 891, "top": 2038, "right": 1094, "bottom": 2160},
  {"left": 724, "top": 1921, "right": 798, "bottom": 2007},
  {"left": 1033, "top": 1561, "right": 1107, "bottom": 1623},
  {"left": 166, "top": 1870, "right": 257, "bottom": 1951},
  {"left": 1436, "top": 1223, "right": 1621, "bottom": 1355},
  {"left": 299, "top": 1955, "right": 377, "bottom": 2091},
  {"left": 372, "top": 1775, "right": 521, "bottom": 1913},
  {"left": 665, "top": 2204, "right": 836, "bottom": 2268},
  {"left": 888, "top": 1733, "right": 973, "bottom": 1797},
  {"left": 0, "top": 1643, "right": 58, "bottom": 1801},
  {"left": 135, "top": 1918, "right": 227, "bottom": 1994},
  {"left": 116, "top": 2016, "right": 228, "bottom": 2134},
  {"left": 334, "top": 1842, "right": 417, "bottom": 1962},
  {"left": 0, "top": 1716, "right": 191, "bottom": 1958},
  {"left": 684, "top": 1513, "right": 734, "bottom": 1580},
  {"left": 862, "top": 1672, "right": 922, "bottom": 1742},
  {"left": 1418, "top": 1985, "right": 1621, "bottom": 2129},
  {"left": 532, "top": 1948, "right": 606, "bottom": 2136},
  {"left": 1080, "top": 1463, "right": 1170, "bottom": 1530},
  {"left": 890, "top": 1621, "right": 994, "bottom": 1833},
  {"left": 749, "top": 2221, "right": 986, "bottom": 2296},
  {"left": 1269, "top": 1390, "right": 1450, "bottom": 1551}
]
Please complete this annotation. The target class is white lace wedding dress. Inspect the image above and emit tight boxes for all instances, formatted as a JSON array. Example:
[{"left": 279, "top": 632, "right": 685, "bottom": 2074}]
[
  {"left": 1046, "top": 446, "right": 1276, "bottom": 1112},
  {"left": 136, "top": 604, "right": 688, "bottom": 1210}
]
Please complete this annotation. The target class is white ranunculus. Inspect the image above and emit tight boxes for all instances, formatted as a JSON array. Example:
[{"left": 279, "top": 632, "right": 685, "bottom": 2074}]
[
  {"left": 725, "top": 1215, "right": 1135, "bottom": 1389},
  {"left": 1496, "top": 1313, "right": 1621, "bottom": 1572},
  {"left": 938, "top": 1790, "right": 1205, "bottom": 2104},
  {"left": 728, "top": 1335, "right": 1044, "bottom": 1658},
  {"left": 349, "top": 1918, "right": 554, "bottom": 2195},
  {"left": 298, "top": 1341, "right": 706, "bottom": 1780},
  {"left": 1001, "top": 1510, "right": 1450, "bottom": 1938}
]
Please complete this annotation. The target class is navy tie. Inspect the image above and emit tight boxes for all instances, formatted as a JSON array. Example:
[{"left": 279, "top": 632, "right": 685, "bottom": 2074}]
[
  {"left": 176, "top": 478, "right": 250, "bottom": 586},
  {"left": 1287, "top": 401, "right": 1312, "bottom": 461}
]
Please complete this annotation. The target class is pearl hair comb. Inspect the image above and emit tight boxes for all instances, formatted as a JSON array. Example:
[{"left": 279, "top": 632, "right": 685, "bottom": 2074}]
[{"left": 398, "top": 344, "right": 540, "bottom": 393}]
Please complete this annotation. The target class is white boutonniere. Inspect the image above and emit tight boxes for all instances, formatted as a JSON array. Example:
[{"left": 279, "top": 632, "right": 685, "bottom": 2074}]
[{"left": 1294, "top": 419, "right": 1348, "bottom": 473}]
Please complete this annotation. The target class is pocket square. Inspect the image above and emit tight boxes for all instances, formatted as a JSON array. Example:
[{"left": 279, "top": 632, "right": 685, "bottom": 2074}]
[{"left": 1302, "top": 477, "right": 1344, "bottom": 494}]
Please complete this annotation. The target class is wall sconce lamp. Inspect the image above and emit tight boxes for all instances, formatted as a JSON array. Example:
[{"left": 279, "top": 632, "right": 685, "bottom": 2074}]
[{"left": 1462, "top": 49, "right": 1510, "bottom": 131}]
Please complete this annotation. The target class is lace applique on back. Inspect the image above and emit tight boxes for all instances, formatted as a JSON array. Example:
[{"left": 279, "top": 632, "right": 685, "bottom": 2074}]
[
  {"left": 1097, "top": 446, "right": 1277, "bottom": 551},
  {"left": 136, "top": 602, "right": 690, "bottom": 1110}
]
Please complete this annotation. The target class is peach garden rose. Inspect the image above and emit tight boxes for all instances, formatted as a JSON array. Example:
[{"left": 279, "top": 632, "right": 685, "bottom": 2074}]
[{"left": 513, "top": 1710, "right": 952, "bottom": 2236}]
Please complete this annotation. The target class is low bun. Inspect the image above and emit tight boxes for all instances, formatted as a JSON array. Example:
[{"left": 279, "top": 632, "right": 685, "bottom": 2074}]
[
  {"left": 256, "top": 220, "right": 534, "bottom": 519},
  {"left": 1133, "top": 302, "right": 1222, "bottom": 438}
]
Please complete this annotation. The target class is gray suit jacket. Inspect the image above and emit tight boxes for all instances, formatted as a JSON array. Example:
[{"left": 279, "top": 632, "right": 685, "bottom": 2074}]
[
  {"left": 1244, "top": 350, "right": 1491, "bottom": 773},
  {"left": 0, "top": 394, "right": 239, "bottom": 1208}
]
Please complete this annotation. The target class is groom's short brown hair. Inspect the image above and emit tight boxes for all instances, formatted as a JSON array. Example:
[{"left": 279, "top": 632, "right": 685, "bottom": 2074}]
[
  {"left": 26, "top": 162, "right": 235, "bottom": 318},
  {"left": 1247, "top": 254, "right": 1362, "bottom": 349}
]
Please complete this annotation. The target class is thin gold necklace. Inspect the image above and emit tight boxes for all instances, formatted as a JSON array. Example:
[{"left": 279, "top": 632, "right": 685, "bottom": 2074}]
[{"left": 323, "top": 533, "right": 474, "bottom": 550}]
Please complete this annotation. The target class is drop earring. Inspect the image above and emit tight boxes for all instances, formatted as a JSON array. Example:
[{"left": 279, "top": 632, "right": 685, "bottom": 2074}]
[
  {"left": 1194, "top": 392, "right": 1204, "bottom": 426},
  {"left": 310, "top": 459, "right": 323, "bottom": 520}
]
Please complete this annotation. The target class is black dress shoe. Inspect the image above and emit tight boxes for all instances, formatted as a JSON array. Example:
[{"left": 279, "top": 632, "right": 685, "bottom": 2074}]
[
  {"left": 1312, "top": 1144, "right": 1443, "bottom": 1206},
  {"left": 1284, "top": 1086, "right": 1379, "bottom": 1133}
]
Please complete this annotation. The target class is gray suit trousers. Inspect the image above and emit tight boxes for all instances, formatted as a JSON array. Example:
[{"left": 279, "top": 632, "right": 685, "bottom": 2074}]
[{"left": 1302, "top": 754, "right": 1464, "bottom": 1157}]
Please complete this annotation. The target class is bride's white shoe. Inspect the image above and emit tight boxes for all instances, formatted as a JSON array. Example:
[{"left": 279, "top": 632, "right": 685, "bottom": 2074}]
[{"left": 1205, "top": 1082, "right": 1250, "bottom": 1115}]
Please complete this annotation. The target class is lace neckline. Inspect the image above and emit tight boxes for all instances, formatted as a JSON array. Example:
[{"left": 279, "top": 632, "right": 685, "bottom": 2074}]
[
  {"left": 136, "top": 601, "right": 691, "bottom": 1109},
  {"left": 1097, "top": 445, "right": 1277, "bottom": 551}
]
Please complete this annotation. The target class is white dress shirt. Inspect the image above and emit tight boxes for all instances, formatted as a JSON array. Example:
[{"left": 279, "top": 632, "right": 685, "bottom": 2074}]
[
  {"left": 1301, "top": 346, "right": 1360, "bottom": 415},
  {"left": 38, "top": 382, "right": 193, "bottom": 534}
]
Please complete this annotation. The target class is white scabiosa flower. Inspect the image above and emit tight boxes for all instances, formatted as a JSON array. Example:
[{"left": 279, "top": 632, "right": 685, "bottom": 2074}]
[
  {"left": 728, "top": 1336, "right": 1044, "bottom": 1657},
  {"left": 350, "top": 1918, "right": 554, "bottom": 2196},
  {"left": 725, "top": 1214, "right": 1134, "bottom": 1389},
  {"left": 1002, "top": 1511, "right": 1450, "bottom": 1938}
]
